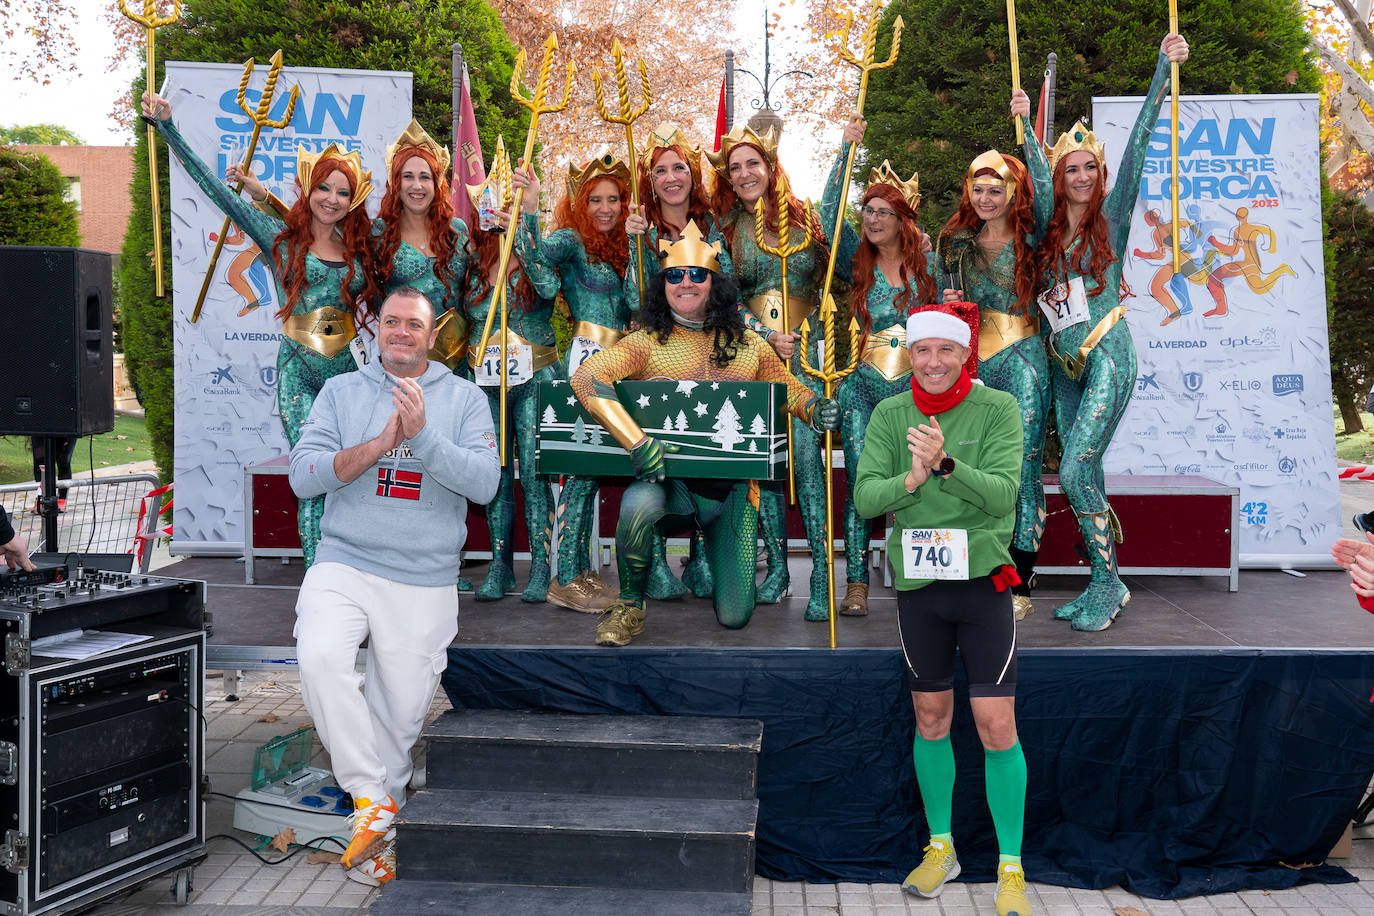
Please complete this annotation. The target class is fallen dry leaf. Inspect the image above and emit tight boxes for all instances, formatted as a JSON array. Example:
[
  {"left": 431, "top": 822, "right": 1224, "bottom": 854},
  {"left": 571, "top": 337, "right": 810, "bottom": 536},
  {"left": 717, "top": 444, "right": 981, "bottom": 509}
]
[
  {"left": 306, "top": 850, "right": 338, "bottom": 865},
  {"left": 257, "top": 712, "right": 278, "bottom": 723},
  {"left": 1114, "top": 908, "right": 1149, "bottom": 916},
  {"left": 269, "top": 828, "right": 296, "bottom": 853}
]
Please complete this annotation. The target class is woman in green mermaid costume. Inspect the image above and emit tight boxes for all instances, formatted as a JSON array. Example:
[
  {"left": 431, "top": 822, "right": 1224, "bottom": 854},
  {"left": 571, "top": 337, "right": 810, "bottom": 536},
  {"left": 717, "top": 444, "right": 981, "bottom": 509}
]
[
  {"left": 708, "top": 125, "right": 841, "bottom": 621},
  {"left": 934, "top": 147, "right": 1049, "bottom": 622},
  {"left": 142, "top": 91, "right": 379, "bottom": 567},
  {"left": 1023, "top": 32, "right": 1190, "bottom": 631},
  {"left": 828, "top": 119, "right": 940, "bottom": 616},
  {"left": 373, "top": 120, "right": 472, "bottom": 376},
  {"left": 513, "top": 155, "right": 684, "bottom": 612},
  {"left": 570, "top": 223, "right": 840, "bottom": 647},
  {"left": 461, "top": 146, "right": 562, "bottom": 603}
]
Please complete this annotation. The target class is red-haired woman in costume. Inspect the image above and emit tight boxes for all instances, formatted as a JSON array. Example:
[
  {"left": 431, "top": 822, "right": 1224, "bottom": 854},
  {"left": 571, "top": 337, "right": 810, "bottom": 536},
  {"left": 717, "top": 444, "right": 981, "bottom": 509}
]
[{"left": 141, "top": 89, "right": 380, "bottom": 567}]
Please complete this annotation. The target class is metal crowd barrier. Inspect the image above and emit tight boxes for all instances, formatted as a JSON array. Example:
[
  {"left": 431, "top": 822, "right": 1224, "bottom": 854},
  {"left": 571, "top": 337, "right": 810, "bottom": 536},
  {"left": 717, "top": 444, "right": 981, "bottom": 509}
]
[{"left": 0, "top": 474, "right": 170, "bottom": 573}]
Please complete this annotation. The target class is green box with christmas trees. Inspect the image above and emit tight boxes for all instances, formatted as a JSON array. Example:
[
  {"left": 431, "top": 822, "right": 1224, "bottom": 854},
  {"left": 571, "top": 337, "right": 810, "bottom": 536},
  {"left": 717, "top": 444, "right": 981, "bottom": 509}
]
[{"left": 535, "top": 379, "right": 789, "bottom": 480}]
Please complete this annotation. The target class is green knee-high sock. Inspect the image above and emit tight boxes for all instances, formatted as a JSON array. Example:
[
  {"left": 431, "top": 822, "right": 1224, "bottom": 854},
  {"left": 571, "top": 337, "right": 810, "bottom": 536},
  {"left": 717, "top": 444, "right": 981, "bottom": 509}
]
[
  {"left": 912, "top": 735, "right": 955, "bottom": 841},
  {"left": 984, "top": 742, "right": 1027, "bottom": 863}
]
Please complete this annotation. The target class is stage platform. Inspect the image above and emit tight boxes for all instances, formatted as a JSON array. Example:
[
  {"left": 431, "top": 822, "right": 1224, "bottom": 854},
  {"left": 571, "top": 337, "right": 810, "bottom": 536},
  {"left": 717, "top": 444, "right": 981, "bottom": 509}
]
[
  {"left": 161, "top": 554, "right": 1374, "bottom": 899},
  {"left": 164, "top": 553, "right": 1372, "bottom": 653}
]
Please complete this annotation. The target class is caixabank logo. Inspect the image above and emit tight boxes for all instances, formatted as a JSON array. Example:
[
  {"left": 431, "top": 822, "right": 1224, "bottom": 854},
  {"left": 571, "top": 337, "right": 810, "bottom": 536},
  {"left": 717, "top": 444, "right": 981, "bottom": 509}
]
[
  {"left": 202, "top": 366, "right": 241, "bottom": 396},
  {"left": 1272, "top": 374, "right": 1304, "bottom": 396}
]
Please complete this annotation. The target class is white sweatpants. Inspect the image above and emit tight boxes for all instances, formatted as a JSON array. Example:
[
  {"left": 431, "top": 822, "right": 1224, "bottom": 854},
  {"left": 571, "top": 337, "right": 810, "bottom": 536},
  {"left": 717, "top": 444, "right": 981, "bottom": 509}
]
[{"left": 295, "top": 562, "right": 458, "bottom": 805}]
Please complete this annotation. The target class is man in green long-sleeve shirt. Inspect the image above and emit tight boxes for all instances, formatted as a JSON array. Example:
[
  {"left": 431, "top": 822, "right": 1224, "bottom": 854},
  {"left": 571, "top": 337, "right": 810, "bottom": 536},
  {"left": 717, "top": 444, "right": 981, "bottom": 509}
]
[{"left": 854, "top": 305, "right": 1032, "bottom": 916}]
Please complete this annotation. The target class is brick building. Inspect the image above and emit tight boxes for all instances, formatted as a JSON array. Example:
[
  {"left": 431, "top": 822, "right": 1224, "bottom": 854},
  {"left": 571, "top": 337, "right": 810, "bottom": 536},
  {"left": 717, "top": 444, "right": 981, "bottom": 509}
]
[{"left": 21, "top": 145, "right": 135, "bottom": 255}]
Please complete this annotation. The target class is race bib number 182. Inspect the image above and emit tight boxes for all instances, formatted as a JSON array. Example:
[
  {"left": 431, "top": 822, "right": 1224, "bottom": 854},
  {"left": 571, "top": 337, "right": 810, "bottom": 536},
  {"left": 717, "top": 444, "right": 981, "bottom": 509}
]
[
  {"left": 475, "top": 343, "right": 533, "bottom": 387},
  {"left": 901, "top": 528, "right": 970, "bottom": 581}
]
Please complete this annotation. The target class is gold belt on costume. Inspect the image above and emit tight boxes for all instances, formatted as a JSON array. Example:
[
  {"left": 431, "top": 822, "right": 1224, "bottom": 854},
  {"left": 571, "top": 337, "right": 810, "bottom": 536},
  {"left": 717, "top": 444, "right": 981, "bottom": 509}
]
[
  {"left": 281, "top": 307, "right": 356, "bottom": 359},
  {"left": 1048, "top": 306, "right": 1127, "bottom": 381},
  {"left": 748, "top": 290, "right": 817, "bottom": 336},
  {"left": 570, "top": 320, "right": 625, "bottom": 350},
  {"left": 429, "top": 309, "right": 470, "bottom": 371},
  {"left": 467, "top": 326, "right": 560, "bottom": 372},
  {"left": 978, "top": 311, "right": 1039, "bottom": 363},
  {"left": 861, "top": 323, "right": 911, "bottom": 382}
]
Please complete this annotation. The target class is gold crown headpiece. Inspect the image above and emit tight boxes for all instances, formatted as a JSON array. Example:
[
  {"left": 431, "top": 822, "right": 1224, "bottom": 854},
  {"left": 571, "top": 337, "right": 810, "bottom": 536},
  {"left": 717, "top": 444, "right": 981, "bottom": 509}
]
[
  {"left": 465, "top": 135, "right": 513, "bottom": 214},
  {"left": 866, "top": 161, "right": 920, "bottom": 211},
  {"left": 964, "top": 149, "right": 1017, "bottom": 204},
  {"left": 658, "top": 220, "right": 721, "bottom": 272},
  {"left": 641, "top": 122, "right": 701, "bottom": 176},
  {"left": 1046, "top": 120, "right": 1106, "bottom": 172},
  {"left": 704, "top": 123, "right": 779, "bottom": 173},
  {"left": 296, "top": 144, "right": 373, "bottom": 213},
  {"left": 566, "top": 153, "right": 633, "bottom": 204},
  {"left": 385, "top": 119, "right": 452, "bottom": 182}
]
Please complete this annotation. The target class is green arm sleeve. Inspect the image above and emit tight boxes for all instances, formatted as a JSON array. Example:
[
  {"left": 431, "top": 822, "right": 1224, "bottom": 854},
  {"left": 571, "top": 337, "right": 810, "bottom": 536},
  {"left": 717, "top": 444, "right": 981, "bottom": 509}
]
[
  {"left": 819, "top": 146, "right": 861, "bottom": 281},
  {"left": 853, "top": 403, "right": 921, "bottom": 518},
  {"left": 1024, "top": 132, "right": 1055, "bottom": 239},
  {"left": 154, "top": 118, "right": 284, "bottom": 255},
  {"left": 1105, "top": 52, "right": 1171, "bottom": 252},
  {"left": 937, "top": 396, "right": 1023, "bottom": 516}
]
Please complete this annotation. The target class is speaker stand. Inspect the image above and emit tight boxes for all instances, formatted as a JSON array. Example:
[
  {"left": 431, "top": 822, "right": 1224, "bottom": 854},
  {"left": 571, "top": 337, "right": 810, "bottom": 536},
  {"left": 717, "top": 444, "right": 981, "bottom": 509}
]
[{"left": 34, "top": 435, "right": 60, "bottom": 553}]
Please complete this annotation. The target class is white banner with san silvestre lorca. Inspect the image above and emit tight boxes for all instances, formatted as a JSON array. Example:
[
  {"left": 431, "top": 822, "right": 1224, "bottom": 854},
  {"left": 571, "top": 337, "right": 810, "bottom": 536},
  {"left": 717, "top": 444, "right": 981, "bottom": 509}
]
[
  {"left": 1094, "top": 92, "right": 1339, "bottom": 566},
  {"left": 165, "top": 60, "right": 412, "bottom": 554}
]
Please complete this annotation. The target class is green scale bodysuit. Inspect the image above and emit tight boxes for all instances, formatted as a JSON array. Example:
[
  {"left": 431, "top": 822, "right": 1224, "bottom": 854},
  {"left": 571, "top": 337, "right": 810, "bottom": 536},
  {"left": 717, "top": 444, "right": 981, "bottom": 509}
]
[
  {"left": 157, "top": 119, "right": 365, "bottom": 567},
  {"left": 933, "top": 180, "right": 1053, "bottom": 564},
  {"left": 720, "top": 151, "right": 858, "bottom": 620},
  {"left": 464, "top": 249, "right": 562, "bottom": 603},
  {"left": 515, "top": 214, "right": 683, "bottom": 597},
  {"left": 1023, "top": 52, "right": 1172, "bottom": 631}
]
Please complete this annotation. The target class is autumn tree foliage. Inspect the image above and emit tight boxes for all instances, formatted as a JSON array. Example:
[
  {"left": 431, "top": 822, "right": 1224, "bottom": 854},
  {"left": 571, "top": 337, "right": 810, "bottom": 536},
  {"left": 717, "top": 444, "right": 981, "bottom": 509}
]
[{"left": 1310, "top": 0, "right": 1374, "bottom": 197}]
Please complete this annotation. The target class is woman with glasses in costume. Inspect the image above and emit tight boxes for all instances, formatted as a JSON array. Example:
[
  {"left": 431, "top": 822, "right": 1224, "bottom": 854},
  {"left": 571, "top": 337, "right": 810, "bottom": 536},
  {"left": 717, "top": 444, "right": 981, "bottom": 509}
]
[
  {"left": 934, "top": 147, "right": 1049, "bottom": 622},
  {"left": 570, "top": 223, "right": 840, "bottom": 647},
  {"left": 708, "top": 125, "right": 844, "bottom": 621},
  {"left": 512, "top": 155, "right": 685, "bottom": 612},
  {"left": 141, "top": 90, "right": 380, "bottom": 567},
  {"left": 1020, "top": 32, "right": 1189, "bottom": 631}
]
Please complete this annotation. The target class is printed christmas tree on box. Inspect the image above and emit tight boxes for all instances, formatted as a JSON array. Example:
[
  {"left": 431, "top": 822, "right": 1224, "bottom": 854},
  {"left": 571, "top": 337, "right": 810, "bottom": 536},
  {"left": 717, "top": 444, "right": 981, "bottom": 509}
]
[{"left": 535, "top": 380, "right": 789, "bottom": 480}]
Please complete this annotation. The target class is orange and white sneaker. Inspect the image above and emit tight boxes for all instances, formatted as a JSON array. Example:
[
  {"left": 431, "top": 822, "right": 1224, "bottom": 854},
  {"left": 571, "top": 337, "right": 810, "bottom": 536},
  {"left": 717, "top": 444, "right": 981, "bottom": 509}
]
[
  {"left": 345, "top": 839, "right": 396, "bottom": 887},
  {"left": 340, "top": 795, "right": 398, "bottom": 869}
]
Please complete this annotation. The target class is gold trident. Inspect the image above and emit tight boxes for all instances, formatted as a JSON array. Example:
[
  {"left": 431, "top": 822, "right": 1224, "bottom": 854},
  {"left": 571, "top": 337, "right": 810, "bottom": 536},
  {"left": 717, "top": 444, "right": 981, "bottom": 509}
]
[
  {"left": 811, "top": 0, "right": 901, "bottom": 648},
  {"left": 753, "top": 174, "right": 811, "bottom": 507},
  {"left": 476, "top": 33, "right": 575, "bottom": 465},
  {"left": 592, "top": 38, "right": 653, "bottom": 302},
  {"left": 1168, "top": 0, "right": 1182, "bottom": 272},
  {"left": 190, "top": 51, "right": 300, "bottom": 324},
  {"left": 120, "top": 0, "right": 183, "bottom": 298}
]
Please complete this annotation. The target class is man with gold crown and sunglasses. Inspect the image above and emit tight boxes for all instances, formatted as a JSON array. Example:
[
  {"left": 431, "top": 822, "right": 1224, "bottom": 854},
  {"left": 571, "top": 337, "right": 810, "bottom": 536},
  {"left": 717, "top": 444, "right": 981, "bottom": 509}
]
[
  {"left": 462, "top": 139, "right": 563, "bottom": 602},
  {"left": 512, "top": 154, "right": 689, "bottom": 612},
  {"left": 1015, "top": 31, "right": 1190, "bottom": 632},
  {"left": 141, "top": 89, "right": 382, "bottom": 567},
  {"left": 569, "top": 222, "right": 841, "bottom": 647}
]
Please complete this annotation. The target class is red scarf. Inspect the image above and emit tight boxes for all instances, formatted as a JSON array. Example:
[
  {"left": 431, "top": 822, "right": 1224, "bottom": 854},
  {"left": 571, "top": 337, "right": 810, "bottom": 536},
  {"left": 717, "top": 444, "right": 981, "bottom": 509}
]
[{"left": 910, "top": 367, "right": 973, "bottom": 416}]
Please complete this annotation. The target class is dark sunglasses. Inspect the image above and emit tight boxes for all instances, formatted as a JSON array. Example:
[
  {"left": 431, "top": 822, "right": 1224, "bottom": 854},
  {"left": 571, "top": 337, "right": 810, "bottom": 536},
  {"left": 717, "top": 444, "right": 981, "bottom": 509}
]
[{"left": 664, "top": 266, "right": 711, "bottom": 284}]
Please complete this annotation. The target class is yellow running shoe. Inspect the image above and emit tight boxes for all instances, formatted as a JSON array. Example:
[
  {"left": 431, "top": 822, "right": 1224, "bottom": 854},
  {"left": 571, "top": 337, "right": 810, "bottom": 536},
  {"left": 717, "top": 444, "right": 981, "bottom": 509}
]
[
  {"left": 340, "top": 795, "right": 398, "bottom": 869},
  {"left": 995, "top": 861, "right": 1032, "bottom": 916},
  {"left": 901, "top": 838, "right": 960, "bottom": 897}
]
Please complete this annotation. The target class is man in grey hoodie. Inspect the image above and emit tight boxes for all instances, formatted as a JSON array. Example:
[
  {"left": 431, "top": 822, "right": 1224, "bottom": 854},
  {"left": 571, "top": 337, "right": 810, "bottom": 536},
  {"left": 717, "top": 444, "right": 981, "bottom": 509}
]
[{"left": 289, "top": 287, "right": 500, "bottom": 885}]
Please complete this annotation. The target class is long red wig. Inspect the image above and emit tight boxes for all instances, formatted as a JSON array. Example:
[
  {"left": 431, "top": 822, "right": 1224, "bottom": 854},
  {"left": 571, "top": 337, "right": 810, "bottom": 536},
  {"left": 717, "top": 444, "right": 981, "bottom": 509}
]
[
  {"left": 375, "top": 149, "right": 461, "bottom": 301},
  {"left": 272, "top": 158, "right": 380, "bottom": 326},
  {"left": 850, "top": 184, "right": 936, "bottom": 339},
  {"left": 709, "top": 143, "right": 828, "bottom": 261},
  {"left": 638, "top": 146, "right": 712, "bottom": 240},
  {"left": 938, "top": 153, "right": 1038, "bottom": 317},
  {"left": 1034, "top": 155, "right": 1117, "bottom": 299},
  {"left": 466, "top": 217, "right": 537, "bottom": 311},
  {"left": 553, "top": 175, "right": 630, "bottom": 278}
]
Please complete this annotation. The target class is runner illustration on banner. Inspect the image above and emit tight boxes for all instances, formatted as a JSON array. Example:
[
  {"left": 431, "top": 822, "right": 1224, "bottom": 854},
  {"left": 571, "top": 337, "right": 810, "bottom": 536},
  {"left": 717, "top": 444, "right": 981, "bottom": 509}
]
[
  {"left": 1206, "top": 205, "right": 1296, "bottom": 297},
  {"left": 206, "top": 223, "right": 275, "bottom": 317}
]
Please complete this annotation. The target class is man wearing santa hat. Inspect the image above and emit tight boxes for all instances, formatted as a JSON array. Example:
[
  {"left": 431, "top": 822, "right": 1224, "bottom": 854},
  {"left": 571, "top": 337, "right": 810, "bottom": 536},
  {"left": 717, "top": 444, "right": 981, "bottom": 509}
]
[{"left": 853, "top": 303, "right": 1032, "bottom": 916}]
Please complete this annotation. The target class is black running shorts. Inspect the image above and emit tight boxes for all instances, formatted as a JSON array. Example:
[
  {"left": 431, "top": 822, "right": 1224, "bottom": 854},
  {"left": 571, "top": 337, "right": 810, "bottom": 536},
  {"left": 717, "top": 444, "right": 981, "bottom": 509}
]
[{"left": 896, "top": 577, "right": 1017, "bottom": 698}]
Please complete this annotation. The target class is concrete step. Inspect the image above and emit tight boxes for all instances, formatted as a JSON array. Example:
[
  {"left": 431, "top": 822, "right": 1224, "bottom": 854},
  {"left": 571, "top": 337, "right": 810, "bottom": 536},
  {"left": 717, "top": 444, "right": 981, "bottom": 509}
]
[
  {"left": 366, "top": 881, "right": 751, "bottom": 915},
  {"left": 395, "top": 787, "right": 757, "bottom": 892},
  {"left": 424, "top": 709, "right": 763, "bottom": 800}
]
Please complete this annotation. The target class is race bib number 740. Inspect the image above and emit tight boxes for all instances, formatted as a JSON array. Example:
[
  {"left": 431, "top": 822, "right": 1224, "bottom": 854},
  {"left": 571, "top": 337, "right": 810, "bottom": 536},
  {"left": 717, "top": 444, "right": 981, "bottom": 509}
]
[{"left": 901, "top": 528, "right": 969, "bottom": 581}]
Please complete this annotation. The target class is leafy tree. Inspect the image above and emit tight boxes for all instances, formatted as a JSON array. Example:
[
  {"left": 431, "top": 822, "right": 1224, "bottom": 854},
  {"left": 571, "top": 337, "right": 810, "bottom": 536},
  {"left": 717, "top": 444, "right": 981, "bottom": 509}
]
[
  {"left": 0, "top": 123, "right": 84, "bottom": 145},
  {"left": 860, "top": 0, "right": 1320, "bottom": 230},
  {"left": 118, "top": 0, "right": 529, "bottom": 479},
  {"left": 0, "top": 145, "right": 80, "bottom": 246},
  {"left": 1310, "top": 0, "right": 1374, "bottom": 195},
  {"left": 1326, "top": 188, "right": 1374, "bottom": 433}
]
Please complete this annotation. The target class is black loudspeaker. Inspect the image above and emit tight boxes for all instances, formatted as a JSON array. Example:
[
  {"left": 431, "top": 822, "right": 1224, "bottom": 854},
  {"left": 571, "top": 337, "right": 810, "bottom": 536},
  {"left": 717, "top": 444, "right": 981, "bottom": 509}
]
[{"left": 0, "top": 246, "right": 115, "bottom": 437}]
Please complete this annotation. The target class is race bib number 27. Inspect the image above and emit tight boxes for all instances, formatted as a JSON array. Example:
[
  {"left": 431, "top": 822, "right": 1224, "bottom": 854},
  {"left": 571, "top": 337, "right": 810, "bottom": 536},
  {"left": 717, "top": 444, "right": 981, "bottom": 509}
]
[
  {"left": 901, "top": 528, "right": 970, "bottom": 581},
  {"left": 1037, "top": 275, "right": 1090, "bottom": 333}
]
